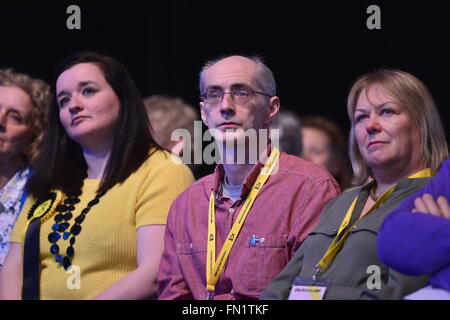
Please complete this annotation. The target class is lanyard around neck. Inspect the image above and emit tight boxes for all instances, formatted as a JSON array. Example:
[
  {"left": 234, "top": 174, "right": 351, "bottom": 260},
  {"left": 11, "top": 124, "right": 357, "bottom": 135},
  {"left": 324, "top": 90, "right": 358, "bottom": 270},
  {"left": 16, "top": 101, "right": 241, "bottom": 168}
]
[
  {"left": 313, "top": 168, "right": 433, "bottom": 280},
  {"left": 206, "top": 147, "right": 280, "bottom": 297}
]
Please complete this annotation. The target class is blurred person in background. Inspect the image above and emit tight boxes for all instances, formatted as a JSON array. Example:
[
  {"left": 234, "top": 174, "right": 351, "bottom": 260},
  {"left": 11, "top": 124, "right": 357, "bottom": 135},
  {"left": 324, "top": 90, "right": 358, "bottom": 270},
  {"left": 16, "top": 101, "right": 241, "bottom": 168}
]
[
  {"left": 0, "top": 69, "right": 51, "bottom": 269},
  {"left": 143, "top": 94, "right": 198, "bottom": 158},
  {"left": 143, "top": 95, "right": 211, "bottom": 180},
  {"left": 270, "top": 110, "right": 302, "bottom": 157},
  {"left": 301, "top": 115, "right": 353, "bottom": 190}
]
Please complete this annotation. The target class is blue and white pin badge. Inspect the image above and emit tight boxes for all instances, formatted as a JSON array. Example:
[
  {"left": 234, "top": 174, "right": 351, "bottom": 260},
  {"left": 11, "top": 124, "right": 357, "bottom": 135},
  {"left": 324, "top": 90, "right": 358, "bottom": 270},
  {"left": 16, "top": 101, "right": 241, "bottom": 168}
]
[{"left": 249, "top": 234, "right": 261, "bottom": 247}]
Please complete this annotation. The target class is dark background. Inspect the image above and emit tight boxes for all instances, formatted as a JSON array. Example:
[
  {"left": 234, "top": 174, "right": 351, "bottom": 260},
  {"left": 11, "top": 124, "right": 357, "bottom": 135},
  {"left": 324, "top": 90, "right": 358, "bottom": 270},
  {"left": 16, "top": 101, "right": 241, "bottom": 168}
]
[{"left": 1, "top": 0, "right": 449, "bottom": 141}]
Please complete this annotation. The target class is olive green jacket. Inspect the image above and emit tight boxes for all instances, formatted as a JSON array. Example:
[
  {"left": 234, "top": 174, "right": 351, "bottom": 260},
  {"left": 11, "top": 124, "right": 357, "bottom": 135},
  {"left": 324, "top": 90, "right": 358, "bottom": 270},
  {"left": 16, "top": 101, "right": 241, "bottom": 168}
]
[{"left": 261, "top": 177, "right": 430, "bottom": 300}]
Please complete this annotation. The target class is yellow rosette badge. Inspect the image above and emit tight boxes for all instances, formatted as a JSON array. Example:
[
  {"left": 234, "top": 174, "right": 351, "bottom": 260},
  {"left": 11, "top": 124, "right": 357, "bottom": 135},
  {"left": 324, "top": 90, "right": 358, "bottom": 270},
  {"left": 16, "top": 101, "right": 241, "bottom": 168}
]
[
  {"left": 33, "top": 199, "right": 53, "bottom": 219},
  {"left": 28, "top": 191, "right": 63, "bottom": 222}
]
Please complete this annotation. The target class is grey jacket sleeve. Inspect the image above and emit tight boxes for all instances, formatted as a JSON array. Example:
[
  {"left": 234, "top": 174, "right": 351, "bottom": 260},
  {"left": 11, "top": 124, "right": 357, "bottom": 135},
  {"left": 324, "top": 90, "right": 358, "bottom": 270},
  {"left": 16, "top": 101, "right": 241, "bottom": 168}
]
[{"left": 360, "top": 269, "right": 429, "bottom": 300}]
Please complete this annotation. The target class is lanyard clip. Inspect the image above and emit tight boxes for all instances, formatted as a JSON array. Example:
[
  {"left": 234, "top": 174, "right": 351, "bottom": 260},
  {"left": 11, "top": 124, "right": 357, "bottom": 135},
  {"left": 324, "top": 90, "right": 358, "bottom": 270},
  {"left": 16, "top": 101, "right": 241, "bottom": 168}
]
[
  {"left": 206, "top": 290, "right": 214, "bottom": 300},
  {"left": 312, "top": 264, "right": 323, "bottom": 282}
]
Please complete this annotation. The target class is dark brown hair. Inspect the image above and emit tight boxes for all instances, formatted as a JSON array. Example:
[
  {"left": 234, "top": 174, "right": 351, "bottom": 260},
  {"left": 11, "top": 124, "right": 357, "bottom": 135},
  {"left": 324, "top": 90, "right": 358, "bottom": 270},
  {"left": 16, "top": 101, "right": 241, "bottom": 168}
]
[
  {"left": 302, "top": 115, "right": 353, "bottom": 190},
  {"left": 28, "top": 52, "right": 159, "bottom": 199}
]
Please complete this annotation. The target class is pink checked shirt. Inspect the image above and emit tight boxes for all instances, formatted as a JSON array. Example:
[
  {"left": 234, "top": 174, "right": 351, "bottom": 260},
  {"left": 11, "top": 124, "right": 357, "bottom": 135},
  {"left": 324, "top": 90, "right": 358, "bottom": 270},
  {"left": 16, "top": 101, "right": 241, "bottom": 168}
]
[{"left": 157, "top": 152, "right": 340, "bottom": 300}]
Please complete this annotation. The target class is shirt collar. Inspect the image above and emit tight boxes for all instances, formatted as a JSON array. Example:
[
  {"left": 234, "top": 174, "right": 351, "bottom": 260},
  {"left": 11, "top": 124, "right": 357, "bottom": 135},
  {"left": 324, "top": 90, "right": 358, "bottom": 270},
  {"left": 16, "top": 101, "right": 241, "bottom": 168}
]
[
  {"left": 360, "top": 173, "right": 431, "bottom": 197},
  {"left": 0, "top": 165, "right": 31, "bottom": 210},
  {"left": 211, "top": 144, "right": 274, "bottom": 200}
]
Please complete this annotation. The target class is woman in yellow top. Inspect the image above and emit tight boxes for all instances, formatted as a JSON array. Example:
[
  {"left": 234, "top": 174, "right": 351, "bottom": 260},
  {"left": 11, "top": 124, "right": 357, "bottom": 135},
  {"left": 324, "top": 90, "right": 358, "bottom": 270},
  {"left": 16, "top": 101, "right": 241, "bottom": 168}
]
[{"left": 0, "top": 52, "right": 194, "bottom": 299}]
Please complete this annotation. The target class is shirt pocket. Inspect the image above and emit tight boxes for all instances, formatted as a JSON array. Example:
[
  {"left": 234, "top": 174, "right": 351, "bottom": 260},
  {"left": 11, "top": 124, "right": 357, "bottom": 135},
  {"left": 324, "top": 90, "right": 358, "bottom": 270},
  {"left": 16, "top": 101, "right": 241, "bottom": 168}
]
[
  {"left": 175, "top": 240, "right": 207, "bottom": 286},
  {"left": 175, "top": 240, "right": 206, "bottom": 254},
  {"left": 309, "top": 220, "right": 340, "bottom": 238},
  {"left": 348, "top": 219, "right": 379, "bottom": 236},
  {"left": 300, "top": 226, "right": 339, "bottom": 270},
  {"left": 235, "top": 234, "right": 288, "bottom": 294}
]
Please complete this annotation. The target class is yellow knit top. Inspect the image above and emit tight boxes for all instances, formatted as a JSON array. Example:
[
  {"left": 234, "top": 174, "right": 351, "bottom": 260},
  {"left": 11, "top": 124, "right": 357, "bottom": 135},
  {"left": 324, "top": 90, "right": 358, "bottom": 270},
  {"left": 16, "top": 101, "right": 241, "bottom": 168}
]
[{"left": 11, "top": 149, "right": 194, "bottom": 299}]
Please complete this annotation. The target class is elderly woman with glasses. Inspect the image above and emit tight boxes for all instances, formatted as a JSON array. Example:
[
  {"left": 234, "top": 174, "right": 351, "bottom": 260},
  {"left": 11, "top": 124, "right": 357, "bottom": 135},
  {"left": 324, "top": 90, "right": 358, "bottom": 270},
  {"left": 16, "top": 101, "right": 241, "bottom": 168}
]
[
  {"left": 260, "top": 69, "right": 449, "bottom": 300},
  {"left": 0, "top": 69, "right": 50, "bottom": 269}
]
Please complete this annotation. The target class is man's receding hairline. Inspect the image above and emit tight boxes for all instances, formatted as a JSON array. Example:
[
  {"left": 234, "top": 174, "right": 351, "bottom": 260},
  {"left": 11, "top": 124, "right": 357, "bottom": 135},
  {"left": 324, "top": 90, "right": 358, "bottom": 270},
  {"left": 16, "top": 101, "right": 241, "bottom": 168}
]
[
  {"left": 203, "top": 55, "right": 259, "bottom": 74},
  {"left": 201, "top": 56, "right": 264, "bottom": 92}
]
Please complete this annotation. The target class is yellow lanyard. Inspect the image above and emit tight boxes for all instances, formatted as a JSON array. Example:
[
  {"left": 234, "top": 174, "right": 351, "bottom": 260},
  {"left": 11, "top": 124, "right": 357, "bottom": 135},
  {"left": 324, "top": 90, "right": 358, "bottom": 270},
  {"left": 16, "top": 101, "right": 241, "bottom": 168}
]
[
  {"left": 313, "top": 168, "right": 433, "bottom": 280},
  {"left": 206, "top": 147, "right": 280, "bottom": 297}
]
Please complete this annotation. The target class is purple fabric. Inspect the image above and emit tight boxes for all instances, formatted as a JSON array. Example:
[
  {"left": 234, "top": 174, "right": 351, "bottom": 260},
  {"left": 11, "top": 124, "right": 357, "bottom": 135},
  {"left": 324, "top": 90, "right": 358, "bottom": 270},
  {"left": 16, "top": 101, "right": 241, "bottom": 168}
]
[
  {"left": 157, "top": 152, "right": 340, "bottom": 300},
  {"left": 378, "top": 158, "right": 450, "bottom": 291}
]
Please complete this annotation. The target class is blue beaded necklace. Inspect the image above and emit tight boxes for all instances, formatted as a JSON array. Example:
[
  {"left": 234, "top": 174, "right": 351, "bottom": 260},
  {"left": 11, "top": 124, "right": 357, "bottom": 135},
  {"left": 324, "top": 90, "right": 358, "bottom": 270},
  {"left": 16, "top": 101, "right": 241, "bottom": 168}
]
[{"left": 48, "top": 189, "right": 105, "bottom": 270}]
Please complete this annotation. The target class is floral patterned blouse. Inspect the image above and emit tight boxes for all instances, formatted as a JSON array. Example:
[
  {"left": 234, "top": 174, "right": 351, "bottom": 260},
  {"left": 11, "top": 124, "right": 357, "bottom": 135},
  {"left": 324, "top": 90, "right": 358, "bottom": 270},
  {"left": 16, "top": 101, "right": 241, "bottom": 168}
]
[{"left": 0, "top": 166, "right": 31, "bottom": 268}]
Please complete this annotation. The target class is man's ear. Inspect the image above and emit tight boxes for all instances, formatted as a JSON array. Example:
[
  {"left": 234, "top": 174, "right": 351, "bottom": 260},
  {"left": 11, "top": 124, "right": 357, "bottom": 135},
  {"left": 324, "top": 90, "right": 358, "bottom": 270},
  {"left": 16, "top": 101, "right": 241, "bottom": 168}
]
[
  {"left": 199, "top": 101, "right": 208, "bottom": 126},
  {"left": 267, "top": 96, "right": 280, "bottom": 125}
]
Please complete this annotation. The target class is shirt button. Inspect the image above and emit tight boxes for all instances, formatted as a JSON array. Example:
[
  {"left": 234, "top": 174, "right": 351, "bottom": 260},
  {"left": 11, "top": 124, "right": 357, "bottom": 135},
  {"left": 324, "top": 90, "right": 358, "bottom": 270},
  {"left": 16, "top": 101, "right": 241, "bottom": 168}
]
[{"left": 228, "top": 207, "right": 235, "bottom": 214}]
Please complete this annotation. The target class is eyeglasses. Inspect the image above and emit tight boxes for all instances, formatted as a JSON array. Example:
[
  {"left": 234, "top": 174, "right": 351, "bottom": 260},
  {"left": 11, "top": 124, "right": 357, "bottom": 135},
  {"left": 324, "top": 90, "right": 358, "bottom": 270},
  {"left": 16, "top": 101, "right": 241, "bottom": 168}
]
[{"left": 200, "top": 87, "right": 272, "bottom": 105}]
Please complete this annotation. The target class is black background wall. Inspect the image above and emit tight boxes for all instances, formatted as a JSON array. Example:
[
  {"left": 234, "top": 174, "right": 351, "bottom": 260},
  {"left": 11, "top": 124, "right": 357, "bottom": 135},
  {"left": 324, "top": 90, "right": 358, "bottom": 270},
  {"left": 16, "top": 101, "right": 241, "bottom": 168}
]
[{"left": 1, "top": 0, "right": 449, "bottom": 141}]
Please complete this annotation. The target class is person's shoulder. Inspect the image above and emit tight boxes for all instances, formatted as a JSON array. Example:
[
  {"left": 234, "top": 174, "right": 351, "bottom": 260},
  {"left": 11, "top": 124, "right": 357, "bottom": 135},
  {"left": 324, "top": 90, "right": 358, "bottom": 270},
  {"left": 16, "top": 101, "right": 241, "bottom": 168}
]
[
  {"left": 332, "top": 185, "right": 361, "bottom": 200},
  {"left": 328, "top": 185, "right": 361, "bottom": 206},
  {"left": 145, "top": 150, "right": 216, "bottom": 196},
  {"left": 430, "top": 156, "right": 450, "bottom": 181},
  {"left": 141, "top": 148, "right": 191, "bottom": 172},
  {"left": 128, "top": 148, "right": 195, "bottom": 188},
  {"left": 144, "top": 148, "right": 176, "bottom": 165},
  {"left": 316, "top": 185, "right": 362, "bottom": 221},
  {"left": 171, "top": 170, "right": 215, "bottom": 202},
  {"left": 184, "top": 171, "right": 215, "bottom": 192},
  {"left": 164, "top": 173, "right": 214, "bottom": 220},
  {"left": 278, "top": 152, "right": 336, "bottom": 183},
  {"left": 441, "top": 157, "right": 450, "bottom": 171}
]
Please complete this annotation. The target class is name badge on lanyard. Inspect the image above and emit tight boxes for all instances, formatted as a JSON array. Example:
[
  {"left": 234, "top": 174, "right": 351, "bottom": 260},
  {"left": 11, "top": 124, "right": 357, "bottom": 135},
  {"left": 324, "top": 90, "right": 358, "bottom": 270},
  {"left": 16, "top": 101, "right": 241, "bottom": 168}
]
[
  {"left": 205, "top": 147, "right": 280, "bottom": 299},
  {"left": 288, "top": 168, "right": 433, "bottom": 301},
  {"left": 288, "top": 277, "right": 328, "bottom": 300}
]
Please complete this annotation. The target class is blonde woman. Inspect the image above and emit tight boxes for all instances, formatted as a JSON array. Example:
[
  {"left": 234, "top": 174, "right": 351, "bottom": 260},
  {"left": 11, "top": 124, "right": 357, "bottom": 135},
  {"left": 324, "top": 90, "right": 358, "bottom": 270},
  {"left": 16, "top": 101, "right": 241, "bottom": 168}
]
[{"left": 262, "top": 69, "right": 448, "bottom": 300}]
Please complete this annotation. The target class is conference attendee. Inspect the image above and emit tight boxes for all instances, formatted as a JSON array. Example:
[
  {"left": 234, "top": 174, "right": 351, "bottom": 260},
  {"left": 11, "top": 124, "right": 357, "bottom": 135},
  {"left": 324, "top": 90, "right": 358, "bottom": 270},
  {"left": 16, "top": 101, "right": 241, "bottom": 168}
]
[
  {"left": 261, "top": 69, "right": 448, "bottom": 300},
  {"left": 270, "top": 110, "right": 302, "bottom": 156},
  {"left": 378, "top": 157, "right": 450, "bottom": 296},
  {"left": 0, "top": 69, "right": 50, "bottom": 269},
  {"left": 143, "top": 94, "right": 198, "bottom": 159},
  {"left": 157, "top": 55, "right": 340, "bottom": 300},
  {"left": 0, "top": 52, "right": 194, "bottom": 300},
  {"left": 301, "top": 115, "right": 353, "bottom": 190}
]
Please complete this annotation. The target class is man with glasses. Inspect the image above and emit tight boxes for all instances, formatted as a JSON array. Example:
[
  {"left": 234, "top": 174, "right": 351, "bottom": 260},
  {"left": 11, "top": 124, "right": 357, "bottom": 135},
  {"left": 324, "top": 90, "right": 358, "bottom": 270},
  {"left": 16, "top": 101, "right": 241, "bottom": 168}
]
[{"left": 157, "top": 55, "right": 340, "bottom": 300}]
